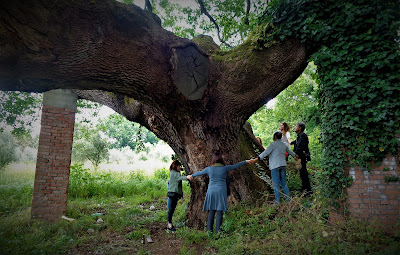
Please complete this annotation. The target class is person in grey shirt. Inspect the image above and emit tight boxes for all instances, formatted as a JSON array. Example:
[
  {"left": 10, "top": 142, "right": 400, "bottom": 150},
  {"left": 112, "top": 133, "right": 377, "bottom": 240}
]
[{"left": 255, "top": 131, "right": 298, "bottom": 204}]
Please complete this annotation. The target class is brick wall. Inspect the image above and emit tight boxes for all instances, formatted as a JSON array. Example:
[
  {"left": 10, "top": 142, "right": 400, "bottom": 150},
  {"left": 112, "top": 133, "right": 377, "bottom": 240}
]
[
  {"left": 330, "top": 155, "right": 400, "bottom": 231},
  {"left": 31, "top": 105, "right": 76, "bottom": 221}
]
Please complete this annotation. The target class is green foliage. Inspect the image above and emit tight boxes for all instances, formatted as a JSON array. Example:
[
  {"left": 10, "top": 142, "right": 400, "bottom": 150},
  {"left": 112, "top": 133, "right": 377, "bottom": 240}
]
[
  {"left": 177, "top": 227, "right": 209, "bottom": 245},
  {"left": 68, "top": 163, "right": 167, "bottom": 198},
  {"left": 0, "top": 91, "right": 41, "bottom": 138},
  {"left": 384, "top": 176, "right": 400, "bottom": 183},
  {"left": 0, "top": 167, "right": 33, "bottom": 215},
  {"left": 249, "top": 62, "right": 323, "bottom": 168},
  {"left": 72, "top": 123, "right": 110, "bottom": 170},
  {"left": 0, "top": 131, "right": 18, "bottom": 170},
  {"left": 205, "top": 200, "right": 399, "bottom": 254},
  {"left": 99, "top": 113, "right": 159, "bottom": 151},
  {"left": 134, "top": 0, "right": 269, "bottom": 48},
  {"left": 154, "top": 167, "right": 169, "bottom": 180},
  {"left": 258, "top": 0, "right": 400, "bottom": 206},
  {"left": 75, "top": 99, "right": 101, "bottom": 122},
  {"left": 124, "top": 228, "right": 150, "bottom": 240}
]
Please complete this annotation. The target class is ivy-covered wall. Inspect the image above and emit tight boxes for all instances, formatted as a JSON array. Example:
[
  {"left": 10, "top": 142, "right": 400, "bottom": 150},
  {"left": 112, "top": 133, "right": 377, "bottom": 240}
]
[{"left": 255, "top": 0, "right": 400, "bottom": 226}]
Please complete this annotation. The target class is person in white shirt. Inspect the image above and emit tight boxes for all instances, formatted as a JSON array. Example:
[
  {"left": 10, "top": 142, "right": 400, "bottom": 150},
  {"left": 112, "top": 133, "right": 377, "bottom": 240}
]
[
  {"left": 279, "top": 122, "right": 291, "bottom": 161},
  {"left": 255, "top": 131, "right": 298, "bottom": 204}
]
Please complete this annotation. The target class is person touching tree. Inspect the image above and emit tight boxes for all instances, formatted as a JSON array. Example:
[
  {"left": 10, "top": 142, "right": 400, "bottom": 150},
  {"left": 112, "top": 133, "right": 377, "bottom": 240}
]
[
  {"left": 166, "top": 157, "right": 189, "bottom": 232},
  {"left": 187, "top": 151, "right": 257, "bottom": 234},
  {"left": 255, "top": 131, "right": 297, "bottom": 205}
]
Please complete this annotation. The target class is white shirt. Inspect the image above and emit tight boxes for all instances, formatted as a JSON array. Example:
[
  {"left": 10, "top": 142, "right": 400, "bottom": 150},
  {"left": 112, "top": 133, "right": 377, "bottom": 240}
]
[{"left": 281, "top": 131, "right": 290, "bottom": 146}]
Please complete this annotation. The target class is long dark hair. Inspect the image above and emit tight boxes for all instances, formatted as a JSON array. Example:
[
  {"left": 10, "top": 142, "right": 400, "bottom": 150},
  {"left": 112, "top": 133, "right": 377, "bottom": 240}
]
[
  {"left": 211, "top": 150, "right": 225, "bottom": 165},
  {"left": 281, "top": 122, "right": 290, "bottom": 132},
  {"left": 169, "top": 155, "right": 182, "bottom": 172}
]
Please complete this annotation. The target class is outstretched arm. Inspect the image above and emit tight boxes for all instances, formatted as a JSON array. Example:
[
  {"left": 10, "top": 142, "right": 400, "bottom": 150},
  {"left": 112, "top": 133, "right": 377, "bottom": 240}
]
[
  {"left": 191, "top": 167, "right": 209, "bottom": 178},
  {"left": 225, "top": 160, "right": 248, "bottom": 172}
]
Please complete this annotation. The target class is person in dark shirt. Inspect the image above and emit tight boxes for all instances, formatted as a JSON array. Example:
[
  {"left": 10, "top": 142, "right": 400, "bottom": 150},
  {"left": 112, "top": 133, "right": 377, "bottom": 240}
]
[{"left": 291, "top": 122, "right": 312, "bottom": 195}]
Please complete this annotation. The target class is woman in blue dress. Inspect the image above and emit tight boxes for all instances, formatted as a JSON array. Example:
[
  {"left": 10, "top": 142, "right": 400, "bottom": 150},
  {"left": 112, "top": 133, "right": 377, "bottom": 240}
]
[{"left": 187, "top": 152, "right": 256, "bottom": 233}]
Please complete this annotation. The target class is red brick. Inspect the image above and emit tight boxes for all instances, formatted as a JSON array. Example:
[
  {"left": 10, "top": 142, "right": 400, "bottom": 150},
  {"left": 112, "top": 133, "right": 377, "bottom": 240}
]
[{"left": 31, "top": 104, "right": 76, "bottom": 222}]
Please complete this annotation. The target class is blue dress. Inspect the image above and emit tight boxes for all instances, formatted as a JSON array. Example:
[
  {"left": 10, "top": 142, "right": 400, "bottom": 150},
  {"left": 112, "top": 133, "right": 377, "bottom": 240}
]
[{"left": 192, "top": 161, "right": 247, "bottom": 211}]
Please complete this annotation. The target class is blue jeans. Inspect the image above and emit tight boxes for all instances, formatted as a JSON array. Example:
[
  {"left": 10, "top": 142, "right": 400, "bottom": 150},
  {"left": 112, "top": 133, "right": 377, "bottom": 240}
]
[{"left": 271, "top": 166, "right": 290, "bottom": 203}]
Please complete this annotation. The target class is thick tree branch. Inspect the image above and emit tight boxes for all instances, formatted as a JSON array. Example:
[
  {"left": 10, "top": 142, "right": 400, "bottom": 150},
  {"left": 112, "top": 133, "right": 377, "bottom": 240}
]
[
  {"left": 72, "top": 90, "right": 180, "bottom": 148},
  {"left": 0, "top": 0, "right": 308, "bottom": 129}
]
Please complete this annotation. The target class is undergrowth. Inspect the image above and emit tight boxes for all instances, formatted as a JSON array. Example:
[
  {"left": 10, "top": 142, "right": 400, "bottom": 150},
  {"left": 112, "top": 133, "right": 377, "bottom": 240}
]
[{"left": 0, "top": 165, "right": 398, "bottom": 255}]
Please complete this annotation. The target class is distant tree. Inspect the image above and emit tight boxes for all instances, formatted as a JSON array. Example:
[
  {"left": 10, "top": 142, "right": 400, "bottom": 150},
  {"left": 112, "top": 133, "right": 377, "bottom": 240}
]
[
  {"left": 72, "top": 123, "right": 110, "bottom": 170},
  {"left": 99, "top": 113, "right": 159, "bottom": 151},
  {"left": 0, "top": 131, "right": 18, "bottom": 170}
]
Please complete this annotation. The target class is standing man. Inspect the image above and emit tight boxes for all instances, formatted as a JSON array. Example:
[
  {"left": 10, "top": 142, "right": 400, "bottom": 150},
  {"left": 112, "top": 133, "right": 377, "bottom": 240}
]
[{"left": 291, "top": 122, "right": 312, "bottom": 195}]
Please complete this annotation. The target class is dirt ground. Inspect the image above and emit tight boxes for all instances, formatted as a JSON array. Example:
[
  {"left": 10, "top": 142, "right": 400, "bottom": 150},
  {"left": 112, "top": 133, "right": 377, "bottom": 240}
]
[
  {"left": 67, "top": 221, "right": 214, "bottom": 255},
  {"left": 64, "top": 195, "right": 218, "bottom": 254},
  {"left": 144, "top": 222, "right": 215, "bottom": 255}
]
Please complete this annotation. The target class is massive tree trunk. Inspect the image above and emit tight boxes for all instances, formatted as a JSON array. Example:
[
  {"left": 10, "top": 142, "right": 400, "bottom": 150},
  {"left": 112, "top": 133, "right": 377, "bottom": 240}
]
[{"left": 0, "top": 0, "right": 308, "bottom": 228}]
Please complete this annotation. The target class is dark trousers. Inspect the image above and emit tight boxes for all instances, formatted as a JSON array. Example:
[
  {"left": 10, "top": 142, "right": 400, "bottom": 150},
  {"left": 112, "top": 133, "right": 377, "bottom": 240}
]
[
  {"left": 208, "top": 210, "right": 223, "bottom": 233},
  {"left": 300, "top": 158, "right": 312, "bottom": 193},
  {"left": 167, "top": 196, "right": 179, "bottom": 223}
]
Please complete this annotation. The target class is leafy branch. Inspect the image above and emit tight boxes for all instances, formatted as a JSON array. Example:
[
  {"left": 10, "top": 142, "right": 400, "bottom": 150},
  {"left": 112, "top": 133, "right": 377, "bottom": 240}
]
[{"left": 196, "top": 0, "right": 233, "bottom": 48}]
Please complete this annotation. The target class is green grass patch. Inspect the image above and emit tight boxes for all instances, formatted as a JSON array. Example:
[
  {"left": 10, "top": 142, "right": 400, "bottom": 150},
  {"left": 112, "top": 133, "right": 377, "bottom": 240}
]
[
  {"left": 0, "top": 164, "right": 398, "bottom": 254},
  {"left": 0, "top": 168, "right": 34, "bottom": 215}
]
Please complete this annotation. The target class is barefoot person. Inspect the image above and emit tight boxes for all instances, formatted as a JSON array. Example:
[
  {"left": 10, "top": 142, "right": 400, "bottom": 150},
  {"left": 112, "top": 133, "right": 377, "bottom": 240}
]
[{"left": 187, "top": 151, "right": 256, "bottom": 234}]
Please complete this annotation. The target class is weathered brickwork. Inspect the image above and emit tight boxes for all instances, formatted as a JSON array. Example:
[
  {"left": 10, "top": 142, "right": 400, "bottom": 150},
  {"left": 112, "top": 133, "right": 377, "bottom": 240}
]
[
  {"left": 31, "top": 105, "right": 76, "bottom": 221},
  {"left": 331, "top": 155, "right": 400, "bottom": 231}
]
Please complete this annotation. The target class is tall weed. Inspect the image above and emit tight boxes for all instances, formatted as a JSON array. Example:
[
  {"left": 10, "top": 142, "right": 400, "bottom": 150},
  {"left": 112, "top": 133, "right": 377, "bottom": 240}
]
[
  {"left": 0, "top": 168, "right": 34, "bottom": 215},
  {"left": 68, "top": 163, "right": 167, "bottom": 199}
]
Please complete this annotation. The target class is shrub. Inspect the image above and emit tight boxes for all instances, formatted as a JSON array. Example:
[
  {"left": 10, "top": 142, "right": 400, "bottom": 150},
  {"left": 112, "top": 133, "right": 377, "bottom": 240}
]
[
  {"left": 154, "top": 168, "right": 169, "bottom": 180},
  {"left": 0, "top": 131, "right": 18, "bottom": 170}
]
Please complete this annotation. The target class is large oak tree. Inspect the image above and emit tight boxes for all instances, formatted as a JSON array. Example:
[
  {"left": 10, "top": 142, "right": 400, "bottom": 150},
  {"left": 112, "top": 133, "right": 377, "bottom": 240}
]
[{"left": 0, "top": 0, "right": 309, "bottom": 227}]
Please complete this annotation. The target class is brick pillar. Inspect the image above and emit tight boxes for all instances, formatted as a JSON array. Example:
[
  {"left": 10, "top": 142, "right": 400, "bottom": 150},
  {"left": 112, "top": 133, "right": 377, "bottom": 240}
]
[
  {"left": 31, "top": 89, "right": 77, "bottom": 221},
  {"left": 330, "top": 154, "right": 400, "bottom": 232}
]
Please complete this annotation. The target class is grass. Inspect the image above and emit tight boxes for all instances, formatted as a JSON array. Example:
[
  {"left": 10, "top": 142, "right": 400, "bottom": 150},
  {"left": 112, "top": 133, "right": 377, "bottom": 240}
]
[
  {"left": 0, "top": 165, "right": 34, "bottom": 216},
  {"left": 206, "top": 198, "right": 400, "bottom": 254},
  {"left": 0, "top": 163, "right": 399, "bottom": 254}
]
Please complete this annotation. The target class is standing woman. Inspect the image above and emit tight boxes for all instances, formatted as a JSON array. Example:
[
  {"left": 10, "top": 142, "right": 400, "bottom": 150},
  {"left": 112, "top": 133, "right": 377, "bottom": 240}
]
[
  {"left": 279, "top": 122, "right": 291, "bottom": 160},
  {"left": 187, "top": 151, "right": 256, "bottom": 234},
  {"left": 167, "top": 158, "right": 189, "bottom": 231},
  {"left": 255, "top": 131, "right": 297, "bottom": 204}
]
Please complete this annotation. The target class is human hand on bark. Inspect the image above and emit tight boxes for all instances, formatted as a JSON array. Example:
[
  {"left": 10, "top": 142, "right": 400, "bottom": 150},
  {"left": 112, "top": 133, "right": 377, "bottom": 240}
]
[{"left": 187, "top": 175, "right": 193, "bottom": 181}]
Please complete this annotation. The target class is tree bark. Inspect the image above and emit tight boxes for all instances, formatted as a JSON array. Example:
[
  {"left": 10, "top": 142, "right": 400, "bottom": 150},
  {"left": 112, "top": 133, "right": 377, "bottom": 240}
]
[{"left": 0, "top": 0, "right": 308, "bottom": 228}]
